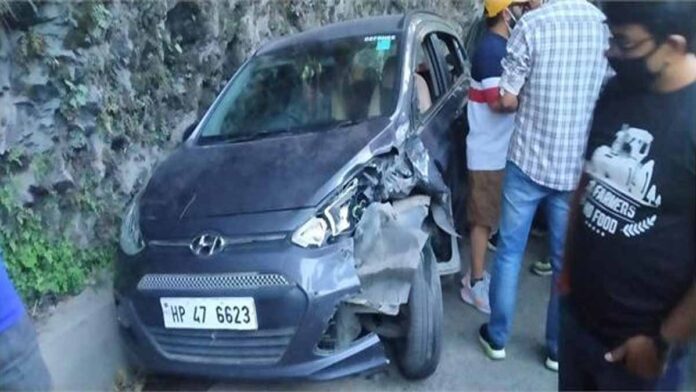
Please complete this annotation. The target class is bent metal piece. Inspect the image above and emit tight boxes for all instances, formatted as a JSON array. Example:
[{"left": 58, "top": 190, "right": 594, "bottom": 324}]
[{"left": 349, "top": 196, "right": 431, "bottom": 315}]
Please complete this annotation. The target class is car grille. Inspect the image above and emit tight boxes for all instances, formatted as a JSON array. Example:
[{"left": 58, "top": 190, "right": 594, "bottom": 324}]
[
  {"left": 137, "top": 273, "right": 291, "bottom": 291},
  {"left": 148, "top": 326, "right": 295, "bottom": 365}
]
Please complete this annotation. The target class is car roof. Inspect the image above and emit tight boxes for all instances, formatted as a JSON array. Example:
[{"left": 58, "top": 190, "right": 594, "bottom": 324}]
[{"left": 256, "top": 12, "right": 446, "bottom": 55}]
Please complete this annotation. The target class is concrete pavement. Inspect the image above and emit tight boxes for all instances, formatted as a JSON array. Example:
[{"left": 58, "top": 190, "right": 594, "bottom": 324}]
[{"left": 36, "top": 273, "right": 126, "bottom": 390}]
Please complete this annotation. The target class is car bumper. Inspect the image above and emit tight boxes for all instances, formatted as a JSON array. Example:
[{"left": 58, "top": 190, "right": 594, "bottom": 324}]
[{"left": 114, "top": 238, "right": 389, "bottom": 381}]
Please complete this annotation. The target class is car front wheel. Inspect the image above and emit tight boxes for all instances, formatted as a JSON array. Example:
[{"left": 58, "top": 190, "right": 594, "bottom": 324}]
[{"left": 395, "top": 246, "right": 443, "bottom": 380}]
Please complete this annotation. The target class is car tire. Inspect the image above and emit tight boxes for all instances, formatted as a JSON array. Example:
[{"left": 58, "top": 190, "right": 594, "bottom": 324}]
[{"left": 395, "top": 246, "right": 443, "bottom": 380}]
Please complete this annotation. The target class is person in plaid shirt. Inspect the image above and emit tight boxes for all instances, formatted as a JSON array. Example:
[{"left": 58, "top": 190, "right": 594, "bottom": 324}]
[{"left": 477, "top": 0, "right": 610, "bottom": 372}]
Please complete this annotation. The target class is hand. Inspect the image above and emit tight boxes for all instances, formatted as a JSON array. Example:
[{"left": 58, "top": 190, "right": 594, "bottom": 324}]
[
  {"left": 605, "top": 335, "right": 666, "bottom": 379},
  {"left": 499, "top": 90, "right": 519, "bottom": 112}
]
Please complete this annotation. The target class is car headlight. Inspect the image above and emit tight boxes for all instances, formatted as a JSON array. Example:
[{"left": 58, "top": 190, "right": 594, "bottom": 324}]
[
  {"left": 291, "top": 216, "right": 329, "bottom": 248},
  {"left": 292, "top": 179, "right": 364, "bottom": 248},
  {"left": 119, "top": 196, "right": 145, "bottom": 255}
]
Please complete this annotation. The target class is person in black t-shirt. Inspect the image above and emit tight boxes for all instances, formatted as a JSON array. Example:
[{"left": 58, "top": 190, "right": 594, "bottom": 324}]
[{"left": 560, "top": 1, "right": 696, "bottom": 390}]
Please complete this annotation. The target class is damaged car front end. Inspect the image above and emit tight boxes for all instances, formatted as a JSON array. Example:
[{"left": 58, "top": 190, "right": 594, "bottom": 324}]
[{"left": 114, "top": 12, "right": 469, "bottom": 381}]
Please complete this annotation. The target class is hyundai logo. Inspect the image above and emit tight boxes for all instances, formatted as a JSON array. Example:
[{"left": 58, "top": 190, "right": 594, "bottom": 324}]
[{"left": 190, "top": 233, "right": 225, "bottom": 257}]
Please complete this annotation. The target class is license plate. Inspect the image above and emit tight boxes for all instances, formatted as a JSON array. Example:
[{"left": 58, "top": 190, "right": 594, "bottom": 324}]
[{"left": 160, "top": 297, "right": 258, "bottom": 330}]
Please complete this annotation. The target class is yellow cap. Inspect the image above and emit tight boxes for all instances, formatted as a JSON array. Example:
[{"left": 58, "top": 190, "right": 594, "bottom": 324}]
[{"left": 484, "top": 0, "right": 529, "bottom": 18}]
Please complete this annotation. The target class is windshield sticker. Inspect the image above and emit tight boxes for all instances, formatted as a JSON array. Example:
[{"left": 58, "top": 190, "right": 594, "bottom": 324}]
[
  {"left": 376, "top": 38, "right": 392, "bottom": 51},
  {"left": 364, "top": 35, "right": 396, "bottom": 43},
  {"left": 364, "top": 35, "right": 395, "bottom": 52}
]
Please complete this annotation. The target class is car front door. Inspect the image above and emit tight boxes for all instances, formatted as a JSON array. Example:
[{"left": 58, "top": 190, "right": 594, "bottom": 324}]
[
  {"left": 429, "top": 32, "right": 470, "bottom": 231},
  {"left": 409, "top": 24, "right": 469, "bottom": 232}
]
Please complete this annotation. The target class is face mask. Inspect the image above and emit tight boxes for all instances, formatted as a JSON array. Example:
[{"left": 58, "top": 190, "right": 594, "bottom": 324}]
[{"left": 608, "top": 45, "right": 663, "bottom": 91}]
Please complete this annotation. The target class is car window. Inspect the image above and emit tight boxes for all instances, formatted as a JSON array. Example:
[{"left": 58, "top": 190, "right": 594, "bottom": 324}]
[
  {"left": 431, "top": 33, "right": 465, "bottom": 86},
  {"left": 197, "top": 34, "right": 401, "bottom": 144},
  {"left": 413, "top": 41, "right": 437, "bottom": 115},
  {"left": 452, "top": 36, "right": 468, "bottom": 70}
]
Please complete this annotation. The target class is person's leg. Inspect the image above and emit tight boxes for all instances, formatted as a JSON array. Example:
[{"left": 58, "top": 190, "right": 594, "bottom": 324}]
[
  {"left": 465, "top": 170, "right": 501, "bottom": 282},
  {"left": 462, "top": 170, "right": 504, "bottom": 314},
  {"left": 0, "top": 314, "right": 52, "bottom": 391},
  {"left": 682, "top": 343, "right": 695, "bottom": 391},
  {"left": 560, "top": 302, "right": 658, "bottom": 391},
  {"left": 543, "top": 189, "right": 572, "bottom": 364},
  {"left": 486, "top": 163, "right": 546, "bottom": 349},
  {"left": 531, "top": 204, "right": 548, "bottom": 237},
  {"left": 487, "top": 231, "right": 499, "bottom": 252},
  {"left": 586, "top": 347, "right": 689, "bottom": 391},
  {"left": 596, "top": 359, "right": 659, "bottom": 391},
  {"left": 530, "top": 202, "right": 552, "bottom": 276},
  {"left": 653, "top": 345, "right": 690, "bottom": 391},
  {"left": 462, "top": 223, "right": 493, "bottom": 314},
  {"left": 559, "top": 299, "right": 597, "bottom": 391},
  {"left": 469, "top": 225, "right": 490, "bottom": 281}
]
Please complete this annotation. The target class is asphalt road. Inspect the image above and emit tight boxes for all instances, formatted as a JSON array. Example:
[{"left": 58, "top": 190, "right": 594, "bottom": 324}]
[{"left": 145, "top": 237, "right": 558, "bottom": 391}]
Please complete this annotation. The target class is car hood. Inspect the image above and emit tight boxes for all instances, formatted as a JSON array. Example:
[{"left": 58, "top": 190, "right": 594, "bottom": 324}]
[{"left": 140, "top": 119, "right": 387, "bottom": 220}]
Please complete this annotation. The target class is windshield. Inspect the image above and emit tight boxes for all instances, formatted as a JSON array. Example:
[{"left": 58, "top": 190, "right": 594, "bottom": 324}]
[{"left": 198, "top": 34, "right": 401, "bottom": 144}]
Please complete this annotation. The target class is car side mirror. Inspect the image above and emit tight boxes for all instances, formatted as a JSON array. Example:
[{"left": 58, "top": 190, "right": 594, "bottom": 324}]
[{"left": 182, "top": 122, "right": 198, "bottom": 143}]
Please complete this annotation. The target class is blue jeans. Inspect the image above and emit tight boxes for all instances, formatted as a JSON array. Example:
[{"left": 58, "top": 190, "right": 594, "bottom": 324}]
[
  {"left": 560, "top": 299, "right": 689, "bottom": 391},
  {"left": 488, "top": 162, "right": 571, "bottom": 357},
  {"left": 0, "top": 314, "right": 52, "bottom": 391}
]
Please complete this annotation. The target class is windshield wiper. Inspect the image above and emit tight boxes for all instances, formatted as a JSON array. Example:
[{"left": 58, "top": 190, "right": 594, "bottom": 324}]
[
  {"left": 213, "top": 119, "right": 363, "bottom": 144},
  {"left": 220, "top": 128, "right": 296, "bottom": 144},
  {"left": 332, "top": 119, "right": 361, "bottom": 129}
]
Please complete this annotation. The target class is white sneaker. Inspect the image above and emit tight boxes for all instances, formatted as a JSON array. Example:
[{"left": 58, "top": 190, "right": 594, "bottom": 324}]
[
  {"left": 545, "top": 356, "right": 559, "bottom": 372},
  {"left": 460, "top": 270, "right": 491, "bottom": 287},
  {"left": 460, "top": 272, "right": 491, "bottom": 314},
  {"left": 531, "top": 258, "right": 553, "bottom": 276},
  {"left": 479, "top": 324, "right": 506, "bottom": 360}
]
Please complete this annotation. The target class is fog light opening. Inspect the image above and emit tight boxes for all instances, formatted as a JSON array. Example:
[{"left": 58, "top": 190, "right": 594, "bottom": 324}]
[{"left": 316, "top": 305, "right": 364, "bottom": 354}]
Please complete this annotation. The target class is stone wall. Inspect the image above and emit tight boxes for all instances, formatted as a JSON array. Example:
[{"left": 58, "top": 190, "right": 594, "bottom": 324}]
[{"left": 0, "top": 0, "right": 479, "bottom": 298}]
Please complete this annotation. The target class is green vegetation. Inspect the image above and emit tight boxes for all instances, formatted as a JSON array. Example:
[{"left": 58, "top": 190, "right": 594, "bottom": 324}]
[
  {"left": 3, "top": 0, "right": 186, "bottom": 304},
  {"left": 0, "top": 183, "right": 114, "bottom": 303},
  {"left": 0, "top": 149, "right": 115, "bottom": 303}
]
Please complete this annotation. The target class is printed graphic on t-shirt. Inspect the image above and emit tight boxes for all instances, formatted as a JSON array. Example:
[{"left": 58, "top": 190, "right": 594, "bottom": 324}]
[{"left": 582, "top": 125, "right": 662, "bottom": 238}]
